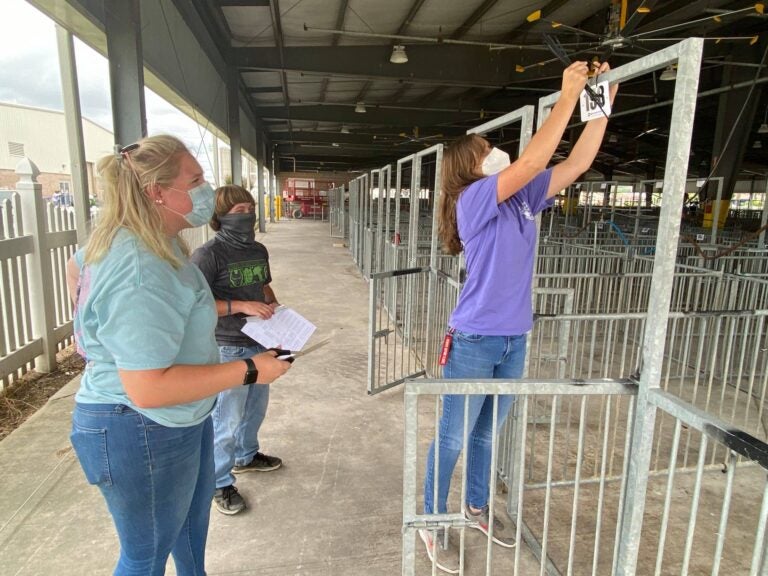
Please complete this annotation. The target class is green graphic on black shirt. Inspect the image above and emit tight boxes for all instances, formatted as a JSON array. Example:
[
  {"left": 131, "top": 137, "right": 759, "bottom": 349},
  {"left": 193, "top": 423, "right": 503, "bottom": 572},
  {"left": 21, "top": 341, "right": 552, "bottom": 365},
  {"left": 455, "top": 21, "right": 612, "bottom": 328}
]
[{"left": 228, "top": 260, "right": 269, "bottom": 287}]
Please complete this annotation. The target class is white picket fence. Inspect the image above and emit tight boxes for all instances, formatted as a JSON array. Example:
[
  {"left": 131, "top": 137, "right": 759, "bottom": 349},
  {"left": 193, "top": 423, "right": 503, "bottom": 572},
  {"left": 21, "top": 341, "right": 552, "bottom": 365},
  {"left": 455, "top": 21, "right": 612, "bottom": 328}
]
[
  {"left": 0, "top": 158, "right": 215, "bottom": 393},
  {"left": 0, "top": 159, "right": 80, "bottom": 392}
]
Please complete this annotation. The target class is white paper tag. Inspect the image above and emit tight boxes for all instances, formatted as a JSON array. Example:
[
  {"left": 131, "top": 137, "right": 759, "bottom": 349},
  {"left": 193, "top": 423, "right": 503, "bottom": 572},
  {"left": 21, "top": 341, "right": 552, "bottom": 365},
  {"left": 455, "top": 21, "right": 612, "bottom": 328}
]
[
  {"left": 579, "top": 81, "right": 611, "bottom": 123},
  {"left": 696, "top": 234, "right": 705, "bottom": 242}
]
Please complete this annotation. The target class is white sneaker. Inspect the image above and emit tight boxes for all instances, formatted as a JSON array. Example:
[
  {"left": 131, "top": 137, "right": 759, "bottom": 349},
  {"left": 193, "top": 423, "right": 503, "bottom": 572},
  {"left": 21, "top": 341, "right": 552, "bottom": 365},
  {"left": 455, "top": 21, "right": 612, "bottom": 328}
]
[
  {"left": 465, "top": 506, "right": 516, "bottom": 548},
  {"left": 418, "top": 528, "right": 460, "bottom": 574}
]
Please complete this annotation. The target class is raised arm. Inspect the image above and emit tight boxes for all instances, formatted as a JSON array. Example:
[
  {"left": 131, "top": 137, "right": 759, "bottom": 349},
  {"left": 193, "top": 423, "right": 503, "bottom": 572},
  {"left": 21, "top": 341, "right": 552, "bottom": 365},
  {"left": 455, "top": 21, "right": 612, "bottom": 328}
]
[
  {"left": 547, "top": 62, "right": 619, "bottom": 198},
  {"left": 496, "top": 61, "right": 589, "bottom": 203}
]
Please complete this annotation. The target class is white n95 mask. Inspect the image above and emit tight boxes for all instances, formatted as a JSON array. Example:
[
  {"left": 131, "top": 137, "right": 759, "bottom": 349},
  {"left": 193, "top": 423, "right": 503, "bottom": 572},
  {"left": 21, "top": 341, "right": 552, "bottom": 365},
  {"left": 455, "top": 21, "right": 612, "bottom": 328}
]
[{"left": 481, "top": 147, "right": 511, "bottom": 176}]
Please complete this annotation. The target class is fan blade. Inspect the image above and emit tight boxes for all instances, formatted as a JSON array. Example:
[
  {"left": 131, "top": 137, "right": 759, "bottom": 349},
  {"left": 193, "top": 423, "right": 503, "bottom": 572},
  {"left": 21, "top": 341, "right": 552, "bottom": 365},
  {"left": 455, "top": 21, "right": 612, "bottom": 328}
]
[
  {"left": 621, "top": 0, "right": 660, "bottom": 36},
  {"left": 632, "top": 5, "right": 761, "bottom": 40},
  {"left": 543, "top": 33, "right": 573, "bottom": 65},
  {"left": 545, "top": 19, "right": 601, "bottom": 38}
]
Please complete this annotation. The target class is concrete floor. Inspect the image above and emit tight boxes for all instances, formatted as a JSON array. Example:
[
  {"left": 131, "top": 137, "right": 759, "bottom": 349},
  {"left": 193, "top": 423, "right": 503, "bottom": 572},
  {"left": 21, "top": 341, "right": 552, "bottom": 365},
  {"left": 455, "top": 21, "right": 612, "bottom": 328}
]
[
  {"left": 2, "top": 219, "right": 757, "bottom": 576},
  {"left": 0, "top": 220, "right": 408, "bottom": 575}
]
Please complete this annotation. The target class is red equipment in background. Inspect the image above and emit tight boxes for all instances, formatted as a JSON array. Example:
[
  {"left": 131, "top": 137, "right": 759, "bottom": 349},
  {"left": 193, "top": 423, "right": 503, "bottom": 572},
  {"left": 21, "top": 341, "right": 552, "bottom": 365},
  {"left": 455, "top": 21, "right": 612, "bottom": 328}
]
[{"left": 283, "top": 178, "right": 332, "bottom": 219}]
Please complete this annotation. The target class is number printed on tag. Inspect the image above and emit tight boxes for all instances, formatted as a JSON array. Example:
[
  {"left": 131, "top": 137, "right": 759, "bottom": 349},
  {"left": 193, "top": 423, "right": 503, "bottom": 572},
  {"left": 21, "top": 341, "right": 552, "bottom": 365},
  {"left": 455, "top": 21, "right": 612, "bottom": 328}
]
[{"left": 579, "top": 81, "right": 612, "bottom": 123}]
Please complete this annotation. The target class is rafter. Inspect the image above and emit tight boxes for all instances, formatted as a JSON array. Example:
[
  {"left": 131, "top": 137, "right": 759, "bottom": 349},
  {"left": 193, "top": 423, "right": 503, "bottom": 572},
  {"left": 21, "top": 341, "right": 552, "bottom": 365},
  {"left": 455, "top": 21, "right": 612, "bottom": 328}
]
[{"left": 267, "top": 0, "right": 292, "bottom": 138}]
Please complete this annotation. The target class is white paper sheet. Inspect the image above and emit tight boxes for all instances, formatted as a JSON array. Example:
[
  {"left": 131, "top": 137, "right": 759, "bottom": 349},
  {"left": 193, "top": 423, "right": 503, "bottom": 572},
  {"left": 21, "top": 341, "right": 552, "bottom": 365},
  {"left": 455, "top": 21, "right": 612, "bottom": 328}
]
[{"left": 241, "top": 306, "right": 316, "bottom": 350}]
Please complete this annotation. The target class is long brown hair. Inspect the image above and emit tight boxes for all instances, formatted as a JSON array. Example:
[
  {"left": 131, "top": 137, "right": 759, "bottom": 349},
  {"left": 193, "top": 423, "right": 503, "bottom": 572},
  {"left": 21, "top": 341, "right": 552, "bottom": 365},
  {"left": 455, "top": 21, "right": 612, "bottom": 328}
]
[{"left": 438, "top": 134, "right": 488, "bottom": 255}]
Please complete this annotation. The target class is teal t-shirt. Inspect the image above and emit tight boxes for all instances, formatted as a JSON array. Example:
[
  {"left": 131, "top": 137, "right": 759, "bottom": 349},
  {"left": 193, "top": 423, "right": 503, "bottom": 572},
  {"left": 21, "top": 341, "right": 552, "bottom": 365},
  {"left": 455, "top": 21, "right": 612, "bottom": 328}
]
[{"left": 73, "top": 229, "right": 220, "bottom": 427}]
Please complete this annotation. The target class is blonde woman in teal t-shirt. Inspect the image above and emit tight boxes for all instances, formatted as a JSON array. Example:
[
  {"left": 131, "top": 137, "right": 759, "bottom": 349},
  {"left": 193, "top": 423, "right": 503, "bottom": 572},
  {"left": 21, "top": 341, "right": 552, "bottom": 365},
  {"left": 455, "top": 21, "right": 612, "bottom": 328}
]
[{"left": 66, "top": 135, "right": 291, "bottom": 576}]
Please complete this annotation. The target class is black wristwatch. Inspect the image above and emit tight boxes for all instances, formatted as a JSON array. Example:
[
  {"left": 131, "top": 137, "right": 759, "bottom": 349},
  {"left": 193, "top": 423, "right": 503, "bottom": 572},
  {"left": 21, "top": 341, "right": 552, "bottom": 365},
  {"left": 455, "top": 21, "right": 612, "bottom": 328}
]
[{"left": 242, "top": 358, "right": 258, "bottom": 385}]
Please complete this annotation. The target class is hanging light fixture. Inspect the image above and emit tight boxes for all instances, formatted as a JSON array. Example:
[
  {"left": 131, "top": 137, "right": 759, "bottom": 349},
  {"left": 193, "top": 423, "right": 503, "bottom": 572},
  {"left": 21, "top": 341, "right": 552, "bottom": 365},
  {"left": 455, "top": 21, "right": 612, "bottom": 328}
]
[
  {"left": 340, "top": 125, "right": 350, "bottom": 134},
  {"left": 355, "top": 101, "right": 367, "bottom": 113},
  {"left": 659, "top": 65, "right": 677, "bottom": 81},
  {"left": 390, "top": 45, "right": 408, "bottom": 64},
  {"left": 753, "top": 140, "right": 763, "bottom": 149}
]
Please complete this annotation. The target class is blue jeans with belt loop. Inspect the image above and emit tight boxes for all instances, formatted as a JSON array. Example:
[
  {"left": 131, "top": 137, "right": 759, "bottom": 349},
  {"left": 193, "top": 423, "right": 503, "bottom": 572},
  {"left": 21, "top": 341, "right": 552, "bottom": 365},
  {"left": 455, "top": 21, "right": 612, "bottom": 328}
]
[
  {"left": 424, "top": 330, "right": 527, "bottom": 514},
  {"left": 70, "top": 403, "right": 214, "bottom": 576},
  {"left": 214, "top": 343, "right": 269, "bottom": 488}
]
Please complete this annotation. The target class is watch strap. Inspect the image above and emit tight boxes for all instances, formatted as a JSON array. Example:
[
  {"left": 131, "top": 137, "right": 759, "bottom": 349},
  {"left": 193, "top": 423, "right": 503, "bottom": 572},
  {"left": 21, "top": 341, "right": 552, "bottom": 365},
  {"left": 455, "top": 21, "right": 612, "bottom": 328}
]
[{"left": 242, "top": 357, "right": 258, "bottom": 385}]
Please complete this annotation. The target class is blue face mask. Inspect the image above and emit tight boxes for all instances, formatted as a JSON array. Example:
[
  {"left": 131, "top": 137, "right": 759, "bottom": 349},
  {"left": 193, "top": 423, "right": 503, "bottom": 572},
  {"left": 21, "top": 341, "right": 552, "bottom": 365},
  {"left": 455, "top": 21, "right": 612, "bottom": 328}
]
[{"left": 165, "top": 182, "right": 215, "bottom": 228}]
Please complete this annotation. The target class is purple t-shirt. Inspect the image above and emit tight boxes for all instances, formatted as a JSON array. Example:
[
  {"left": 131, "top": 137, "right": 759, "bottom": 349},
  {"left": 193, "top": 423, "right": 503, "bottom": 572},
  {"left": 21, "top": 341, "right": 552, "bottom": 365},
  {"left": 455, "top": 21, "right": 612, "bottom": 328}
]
[{"left": 449, "top": 169, "right": 554, "bottom": 335}]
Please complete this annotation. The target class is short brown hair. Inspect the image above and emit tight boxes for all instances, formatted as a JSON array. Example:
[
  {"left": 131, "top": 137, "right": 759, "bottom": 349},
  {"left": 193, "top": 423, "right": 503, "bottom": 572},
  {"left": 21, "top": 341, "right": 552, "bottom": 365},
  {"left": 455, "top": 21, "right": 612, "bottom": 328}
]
[{"left": 210, "top": 185, "right": 255, "bottom": 230}]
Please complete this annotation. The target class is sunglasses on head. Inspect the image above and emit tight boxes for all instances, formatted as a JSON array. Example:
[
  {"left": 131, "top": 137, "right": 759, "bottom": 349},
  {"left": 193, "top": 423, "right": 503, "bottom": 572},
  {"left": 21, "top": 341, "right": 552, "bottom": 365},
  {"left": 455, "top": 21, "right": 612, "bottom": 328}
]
[{"left": 119, "top": 143, "right": 140, "bottom": 156}]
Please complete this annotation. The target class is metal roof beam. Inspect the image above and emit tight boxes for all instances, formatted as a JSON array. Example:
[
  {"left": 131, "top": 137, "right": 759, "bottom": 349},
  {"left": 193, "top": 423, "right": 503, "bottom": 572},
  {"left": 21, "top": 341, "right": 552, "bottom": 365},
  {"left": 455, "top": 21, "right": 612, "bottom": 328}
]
[
  {"left": 253, "top": 104, "right": 479, "bottom": 125},
  {"left": 269, "top": 130, "right": 458, "bottom": 144},
  {"left": 234, "top": 45, "right": 519, "bottom": 87}
]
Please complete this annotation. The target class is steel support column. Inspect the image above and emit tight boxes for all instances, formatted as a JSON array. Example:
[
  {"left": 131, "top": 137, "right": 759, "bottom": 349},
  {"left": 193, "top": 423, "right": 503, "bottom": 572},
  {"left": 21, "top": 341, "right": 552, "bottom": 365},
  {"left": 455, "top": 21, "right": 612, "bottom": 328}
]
[
  {"left": 710, "top": 40, "right": 767, "bottom": 201},
  {"left": 105, "top": 0, "right": 146, "bottom": 147},
  {"left": 55, "top": 25, "right": 90, "bottom": 244},
  {"left": 257, "top": 136, "right": 266, "bottom": 233},
  {"left": 228, "top": 66, "right": 243, "bottom": 186}
]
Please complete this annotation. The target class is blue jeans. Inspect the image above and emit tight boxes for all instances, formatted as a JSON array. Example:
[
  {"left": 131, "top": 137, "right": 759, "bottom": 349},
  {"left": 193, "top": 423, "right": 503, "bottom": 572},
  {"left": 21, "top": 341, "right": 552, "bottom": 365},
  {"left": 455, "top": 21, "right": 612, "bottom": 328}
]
[
  {"left": 214, "top": 344, "right": 270, "bottom": 488},
  {"left": 70, "top": 403, "right": 213, "bottom": 576},
  {"left": 424, "top": 331, "right": 527, "bottom": 514}
]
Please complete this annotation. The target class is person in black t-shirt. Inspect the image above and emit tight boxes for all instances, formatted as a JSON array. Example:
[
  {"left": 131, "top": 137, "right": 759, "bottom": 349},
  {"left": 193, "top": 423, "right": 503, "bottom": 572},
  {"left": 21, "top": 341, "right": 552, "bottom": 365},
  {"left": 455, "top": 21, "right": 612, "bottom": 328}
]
[{"left": 191, "top": 185, "right": 283, "bottom": 516}]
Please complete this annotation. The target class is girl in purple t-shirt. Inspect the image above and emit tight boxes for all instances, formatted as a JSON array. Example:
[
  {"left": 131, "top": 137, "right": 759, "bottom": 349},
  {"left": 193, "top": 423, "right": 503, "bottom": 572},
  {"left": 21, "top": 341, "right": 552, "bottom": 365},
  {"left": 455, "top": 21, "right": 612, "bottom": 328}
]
[{"left": 420, "top": 61, "right": 618, "bottom": 573}]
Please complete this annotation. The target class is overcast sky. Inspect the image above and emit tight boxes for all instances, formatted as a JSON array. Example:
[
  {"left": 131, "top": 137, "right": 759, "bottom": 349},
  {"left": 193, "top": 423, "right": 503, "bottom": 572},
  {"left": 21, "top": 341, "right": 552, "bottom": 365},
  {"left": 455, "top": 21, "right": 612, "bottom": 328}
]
[{"left": 0, "top": 0, "right": 221, "bottom": 179}]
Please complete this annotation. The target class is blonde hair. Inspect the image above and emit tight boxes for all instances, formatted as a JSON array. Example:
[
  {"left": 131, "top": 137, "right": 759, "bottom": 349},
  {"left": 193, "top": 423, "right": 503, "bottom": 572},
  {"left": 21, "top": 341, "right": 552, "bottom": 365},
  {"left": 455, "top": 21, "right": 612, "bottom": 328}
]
[
  {"left": 85, "top": 135, "right": 191, "bottom": 268},
  {"left": 210, "top": 185, "right": 255, "bottom": 231},
  {"left": 438, "top": 134, "right": 488, "bottom": 255}
]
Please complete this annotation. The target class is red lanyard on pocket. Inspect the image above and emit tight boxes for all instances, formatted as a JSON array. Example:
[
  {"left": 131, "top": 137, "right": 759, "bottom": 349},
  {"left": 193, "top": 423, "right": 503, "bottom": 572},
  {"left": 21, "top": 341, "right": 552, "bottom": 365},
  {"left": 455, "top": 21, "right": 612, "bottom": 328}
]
[{"left": 439, "top": 327, "right": 456, "bottom": 366}]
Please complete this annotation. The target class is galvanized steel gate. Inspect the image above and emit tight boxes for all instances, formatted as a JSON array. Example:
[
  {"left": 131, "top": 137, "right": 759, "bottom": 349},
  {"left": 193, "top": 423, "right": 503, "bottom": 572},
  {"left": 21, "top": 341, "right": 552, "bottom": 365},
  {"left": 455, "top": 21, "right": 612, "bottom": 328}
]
[{"left": 354, "top": 38, "right": 768, "bottom": 575}]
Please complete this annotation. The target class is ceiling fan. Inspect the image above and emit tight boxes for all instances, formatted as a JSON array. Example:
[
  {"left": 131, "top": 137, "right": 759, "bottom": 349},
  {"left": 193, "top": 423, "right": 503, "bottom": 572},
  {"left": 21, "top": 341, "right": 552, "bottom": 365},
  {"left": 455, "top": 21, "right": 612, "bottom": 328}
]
[
  {"left": 393, "top": 127, "right": 445, "bottom": 147},
  {"left": 516, "top": 0, "right": 764, "bottom": 73}
]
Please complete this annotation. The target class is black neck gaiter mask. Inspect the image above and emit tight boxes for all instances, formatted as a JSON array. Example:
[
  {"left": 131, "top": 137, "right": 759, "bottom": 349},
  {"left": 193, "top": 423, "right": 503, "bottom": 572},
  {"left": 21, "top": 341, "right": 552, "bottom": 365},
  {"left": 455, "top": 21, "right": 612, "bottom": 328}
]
[{"left": 216, "top": 212, "right": 257, "bottom": 249}]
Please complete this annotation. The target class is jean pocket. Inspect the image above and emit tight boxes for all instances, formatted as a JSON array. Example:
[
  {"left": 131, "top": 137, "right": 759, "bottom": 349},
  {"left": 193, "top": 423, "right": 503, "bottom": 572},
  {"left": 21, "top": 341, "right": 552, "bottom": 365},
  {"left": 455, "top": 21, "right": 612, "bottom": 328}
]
[
  {"left": 70, "top": 424, "right": 112, "bottom": 486},
  {"left": 454, "top": 330, "right": 484, "bottom": 343},
  {"left": 220, "top": 346, "right": 245, "bottom": 356}
]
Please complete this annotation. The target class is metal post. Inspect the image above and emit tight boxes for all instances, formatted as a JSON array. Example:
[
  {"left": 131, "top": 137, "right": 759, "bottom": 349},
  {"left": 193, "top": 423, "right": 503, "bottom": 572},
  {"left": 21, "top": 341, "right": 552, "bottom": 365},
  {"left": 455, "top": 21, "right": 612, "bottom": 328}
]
[
  {"left": 760, "top": 176, "right": 768, "bottom": 250},
  {"left": 227, "top": 66, "right": 242, "bottom": 186},
  {"left": 16, "top": 159, "right": 57, "bottom": 372},
  {"left": 55, "top": 26, "right": 91, "bottom": 245},
  {"left": 268, "top": 150, "right": 275, "bottom": 224},
  {"left": 711, "top": 176, "right": 724, "bottom": 245},
  {"left": 105, "top": 0, "right": 146, "bottom": 146},
  {"left": 257, "top": 139, "right": 266, "bottom": 233},
  {"left": 616, "top": 38, "right": 704, "bottom": 576},
  {"left": 425, "top": 146, "right": 443, "bottom": 375}
]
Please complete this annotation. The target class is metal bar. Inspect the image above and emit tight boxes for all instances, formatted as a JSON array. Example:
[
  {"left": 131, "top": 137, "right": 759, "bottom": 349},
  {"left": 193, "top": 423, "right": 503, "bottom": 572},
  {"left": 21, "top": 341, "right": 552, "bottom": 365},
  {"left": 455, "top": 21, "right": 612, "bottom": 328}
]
[
  {"left": 680, "top": 434, "right": 709, "bottom": 574},
  {"left": 617, "top": 38, "right": 704, "bottom": 576},
  {"left": 711, "top": 451, "right": 737, "bottom": 576}
]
